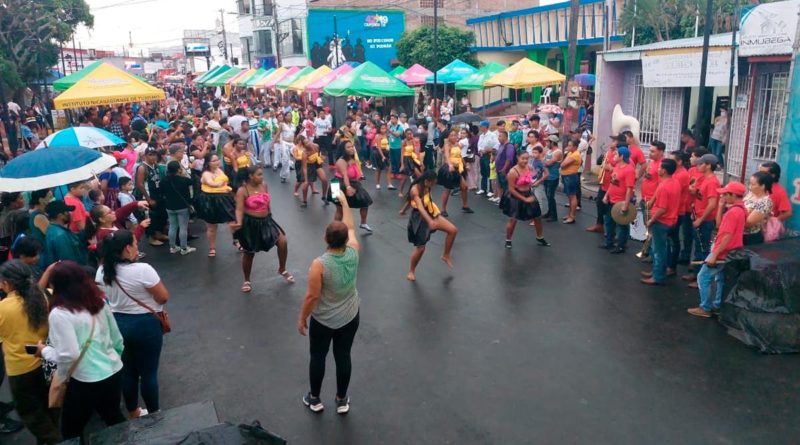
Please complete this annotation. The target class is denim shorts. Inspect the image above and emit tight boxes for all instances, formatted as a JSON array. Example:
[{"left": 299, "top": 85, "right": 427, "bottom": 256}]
[
  {"left": 562, "top": 173, "right": 579, "bottom": 196},
  {"left": 497, "top": 172, "right": 508, "bottom": 190}
]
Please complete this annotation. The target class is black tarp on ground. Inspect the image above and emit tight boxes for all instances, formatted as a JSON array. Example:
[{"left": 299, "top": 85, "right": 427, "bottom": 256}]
[
  {"left": 718, "top": 237, "right": 800, "bottom": 354},
  {"left": 85, "top": 400, "right": 219, "bottom": 444},
  {"left": 135, "top": 422, "right": 287, "bottom": 445}
]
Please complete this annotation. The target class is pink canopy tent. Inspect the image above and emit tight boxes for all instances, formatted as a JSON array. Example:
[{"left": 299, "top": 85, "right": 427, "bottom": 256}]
[
  {"left": 262, "top": 66, "right": 300, "bottom": 89},
  {"left": 396, "top": 64, "right": 433, "bottom": 86},
  {"left": 305, "top": 64, "right": 354, "bottom": 94}
]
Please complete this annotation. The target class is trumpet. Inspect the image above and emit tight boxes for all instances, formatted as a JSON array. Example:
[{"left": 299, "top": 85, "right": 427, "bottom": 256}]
[{"left": 636, "top": 203, "right": 652, "bottom": 259}]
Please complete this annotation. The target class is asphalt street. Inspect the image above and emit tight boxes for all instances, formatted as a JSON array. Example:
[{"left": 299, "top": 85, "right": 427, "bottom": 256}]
[{"left": 5, "top": 167, "right": 800, "bottom": 444}]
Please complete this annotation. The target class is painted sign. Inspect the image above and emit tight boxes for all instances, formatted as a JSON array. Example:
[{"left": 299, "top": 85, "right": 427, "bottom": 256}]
[
  {"left": 641, "top": 49, "right": 737, "bottom": 88},
  {"left": 307, "top": 9, "right": 405, "bottom": 71},
  {"left": 739, "top": 0, "right": 800, "bottom": 57}
]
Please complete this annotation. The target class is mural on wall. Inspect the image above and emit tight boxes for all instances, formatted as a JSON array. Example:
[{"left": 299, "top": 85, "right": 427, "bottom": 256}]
[{"left": 307, "top": 9, "right": 405, "bottom": 70}]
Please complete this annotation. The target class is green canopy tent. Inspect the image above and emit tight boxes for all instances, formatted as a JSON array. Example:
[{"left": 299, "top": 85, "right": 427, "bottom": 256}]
[
  {"left": 194, "top": 65, "right": 230, "bottom": 84},
  {"left": 275, "top": 66, "right": 314, "bottom": 90},
  {"left": 454, "top": 61, "right": 507, "bottom": 116},
  {"left": 388, "top": 65, "right": 407, "bottom": 76},
  {"left": 203, "top": 67, "right": 243, "bottom": 87},
  {"left": 53, "top": 61, "right": 150, "bottom": 91},
  {"left": 245, "top": 68, "right": 275, "bottom": 87},
  {"left": 324, "top": 61, "right": 415, "bottom": 97}
]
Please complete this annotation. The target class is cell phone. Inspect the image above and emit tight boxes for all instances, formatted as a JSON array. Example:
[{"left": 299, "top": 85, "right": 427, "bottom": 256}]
[
  {"left": 329, "top": 180, "right": 341, "bottom": 203},
  {"left": 25, "top": 344, "right": 37, "bottom": 355}
]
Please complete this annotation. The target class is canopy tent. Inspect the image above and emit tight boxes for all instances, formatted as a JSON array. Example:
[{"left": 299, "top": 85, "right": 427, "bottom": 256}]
[
  {"left": 324, "top": 61, "right": 415, "bottom": 97},
  {"left": 388, "top": 65, "right": 407, "bottom": 76},
  {"left": 426, "top": 59, "right": 477, "bottom": 84},
  {"left": 454, "top": 62, "right": 507, "bottom": 90},
  {"left": 276, "top": 66, "right": 315, "bottom": 90},
  {"left": 287, "top": 65, "right": 332, "bottom": 92},
  {"left": 484, "top": 58, "right": 566, "bottom": 89},
  {"left": 244, "top": 68, "right": 274, "bottom": 87},
  {"left": 228, "top": 68, "right": 258, "bottom": 87},
  {"left": 258, "top": 67, "right": 293, "bottom": 89},
  {"left": 396, "top": 64, "right": 433, "bottom": 87},
  {"left": 193, "top": 65, "right": 230, "bottom": 84},
  {"left": 203, "top": 67, "right": 244, "bottom": 87},
  {"left": 53, "top": 62, "right": 165, "bottom": 109},
  {"left": 305, "top": 63, "right": 355, "bottom": 94},
  {"left": 53, "top": 61, "right": 150, "bottom": 91}
]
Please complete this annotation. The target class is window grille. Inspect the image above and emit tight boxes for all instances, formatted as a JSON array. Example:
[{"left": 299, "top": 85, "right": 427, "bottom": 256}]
[{"left": 631, "top": 74, "right": 662, "bottom": 146}]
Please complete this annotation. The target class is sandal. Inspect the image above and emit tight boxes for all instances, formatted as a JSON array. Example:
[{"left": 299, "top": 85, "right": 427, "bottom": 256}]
[
  {"left": 208, "top": 248, "right": 216, "bottom": 257},
  {"left": 279, "top": 270, "right": 295, "bottom": 284},
  {"left": 241, "top": 281, "right": 252, "bottom": 293}
]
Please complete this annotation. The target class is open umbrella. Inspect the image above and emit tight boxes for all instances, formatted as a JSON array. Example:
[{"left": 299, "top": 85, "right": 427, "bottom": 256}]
[
  {"left": 450, "top": 112, "right": 483, "bottom": 124},
  {"left": 36, "top": 127, "right": 125, "bottom": 149},
  {"left": 574, "top": 73, "right": 596, "bottom": 87},
  {"left": 0, "top": 146, "right": 116, "bottom": 192}
]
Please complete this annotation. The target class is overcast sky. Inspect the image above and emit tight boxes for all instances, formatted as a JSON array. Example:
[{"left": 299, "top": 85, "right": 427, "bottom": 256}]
[{"left": 74, "top": 0, "right": 240, "bottom": 51}]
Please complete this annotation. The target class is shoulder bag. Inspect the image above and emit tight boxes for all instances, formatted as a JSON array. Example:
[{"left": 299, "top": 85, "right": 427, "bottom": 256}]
[
  {"left": 49, "top": 315, "right": 95, "bottom": 408},
  {"left": 115, "top": 278, "right": 171, "bottom": 334}
]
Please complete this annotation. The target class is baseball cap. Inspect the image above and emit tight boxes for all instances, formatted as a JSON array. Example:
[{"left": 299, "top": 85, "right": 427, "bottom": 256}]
[
  {"left": 547, "top": 135, "right": 560, "bottom": 143},
  {"left": 45, "top": 200, "right": 75, "bottom": 219},
  {"left": 717, "top": 181, "right": 746, "bottom": 196},
  {"left": 323, "top": 106, "right": 331, "bottom": 112},
  {"left": 697, "top": 153, "right": 718, "bottom": 167},
  {"left": 479, "top": 120, "right": 490, "bottom": 128}
]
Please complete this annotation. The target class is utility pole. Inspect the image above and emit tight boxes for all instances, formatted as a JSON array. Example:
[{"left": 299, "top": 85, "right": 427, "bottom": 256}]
[
  {"left": 566, "top": 0, "right": 579, "bottom": 80},
  {"left": 219, "top": 9, "right": 229, "bottom": 62},
  {"left": 333, "top": 15, "right": 340, "bottom": 67},
  {"left": 272, "top": 0, "right": 282, "bottom": 67},
  {"left": 694, "top": 0, "right": 714, "bottom": 144},
  {"left": 723, "top": 0, "right": 740, "bottom": 183},
  {"left": 432, "top": 0, "right": 439, "bottom": 119},
  {"left": 78, "top": 42, "right": 84, "bottom": 69},
  {"left": 59, "top": 42, "right": 67, "bottom": 75}
]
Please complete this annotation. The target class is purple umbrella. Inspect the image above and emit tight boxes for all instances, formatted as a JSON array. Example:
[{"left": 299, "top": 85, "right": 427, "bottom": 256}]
[{"left": 574, "top": 73, "right": 595, "bottom": 87}]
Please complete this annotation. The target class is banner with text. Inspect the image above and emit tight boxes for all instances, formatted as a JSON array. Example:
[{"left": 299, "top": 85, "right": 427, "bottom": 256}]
[{"left": 642, "top": 49, "right": 737, "bottom": 88}]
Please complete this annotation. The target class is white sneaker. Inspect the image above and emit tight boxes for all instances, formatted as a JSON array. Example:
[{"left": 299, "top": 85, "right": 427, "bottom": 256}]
[
  {"left": 476, "top": 189, "right": 485, "bottom": 195},
  {"left": 487, "top": 192, "right": 494, "bottom": 198},
  {"left": 169, "top": 246, "right": 180, "bottom": 254},
  {"left": 359, "top": 224, "right": 373, "bottom": 232},
  {"left": 376, "top": 184, "right": 381, "bottom": 190},
  {"left": 180, "top": 247, "right": 197, "bottom": 255}
]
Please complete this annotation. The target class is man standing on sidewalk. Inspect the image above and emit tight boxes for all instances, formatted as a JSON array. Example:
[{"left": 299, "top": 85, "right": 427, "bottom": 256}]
[{"left": 476, "top": 121, "right": 498, "bottom": 196}]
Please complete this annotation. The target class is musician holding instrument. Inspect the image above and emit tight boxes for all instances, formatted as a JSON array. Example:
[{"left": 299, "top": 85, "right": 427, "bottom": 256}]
[
  {"left": 641, "top": 159, "right": 681, "bottom": 286},
  {"left": 638, "top": 141, "right": 666, "bottom": 260},
  {"left": 683, "top": 154, "right": 720, "bottom": 289},
  {"left": 587, "top": 136, "right": 618, "bottom": 233},
  {"left": 601, "top": 146, "right": 636, "bottom": 254}
]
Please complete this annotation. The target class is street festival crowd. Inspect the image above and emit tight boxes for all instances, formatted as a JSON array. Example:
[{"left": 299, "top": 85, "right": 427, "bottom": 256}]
[{"left": 0, "top": 80, "right": 793, "bottom": 441}]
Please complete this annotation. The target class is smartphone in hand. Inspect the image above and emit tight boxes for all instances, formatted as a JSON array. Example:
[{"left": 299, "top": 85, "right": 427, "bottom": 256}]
[{"left": 329, "top": 180, "right": 341, "bottom": 203}]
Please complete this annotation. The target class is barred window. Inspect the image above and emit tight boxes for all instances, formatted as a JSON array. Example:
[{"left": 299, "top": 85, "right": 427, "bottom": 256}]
[
  {"left": 419, "top": 0, "right": 444, "bottom": 7},
  {"left": 420, "top": 15, "right": 443, "bottom": 27}
]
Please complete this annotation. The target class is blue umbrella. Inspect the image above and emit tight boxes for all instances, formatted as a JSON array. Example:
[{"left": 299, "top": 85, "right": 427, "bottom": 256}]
[
  {"left": 36, "top": 127, "right": 125, "bottom": 149},
  {"left": 574, "top": 73, "right": 596, "bottom": 87},
  {"left": 154, "top": 120, "right": 170, "bottom": 129},
  {"left": 0, "top": 146, "right": 116, "bottom": 192}
]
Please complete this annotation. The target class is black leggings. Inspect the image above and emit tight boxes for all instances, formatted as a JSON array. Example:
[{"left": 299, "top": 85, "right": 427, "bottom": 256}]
[
  {"left": 61, "top": 371, "right": 126, "bottom": 440},
  {"left": 309, "top": 312, "right": 360, "bottom": 399}
]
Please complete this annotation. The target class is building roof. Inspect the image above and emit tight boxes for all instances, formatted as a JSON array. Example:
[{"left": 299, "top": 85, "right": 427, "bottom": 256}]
[{"left": 604, "top": 33, "right": 734, "bottom": 54}]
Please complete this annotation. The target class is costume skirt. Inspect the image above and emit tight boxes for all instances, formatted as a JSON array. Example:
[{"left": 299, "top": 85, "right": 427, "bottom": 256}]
[
  {"left": 294, "top": 160, "right": 303, "bottom": 182},
  {"left": 500, "top": 189, "right": 541, "bottom": 221},
  {"left": 407, "top": 209, "right": 437, "bottom": 247},
  {"left": 305, "top": 164, "right": 320, "bottom": 183},
  {"left": 437, "top": 165, "right": 464, "bottom": 190},
  {"left": 402, "top": 157, "right": 421, "bottom": 178},
  {"left": 371, "top": 149, "right": 389, "bottom": 171},
  {"left": 330, "top": 180, "right": 373, "bottom": 208},
  {"left": 235, "top": 214, "right": 284, "bottom": 253},
  {"left": 195, "top": 192, "right": 235, "bottom": 224}
]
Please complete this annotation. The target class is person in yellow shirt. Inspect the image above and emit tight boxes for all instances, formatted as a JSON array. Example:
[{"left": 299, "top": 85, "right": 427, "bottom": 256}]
[
  {"left": 0, "top": 261, "right": 61, "bottom": 443},
  {"left": 301, "top": 137, "right": 330, "bottom": 208},
  {"left": 292, "top": 135, "right": 306, "bottom": 197},
  {"left": 559, "top": 139, "right": 582, "bottom": 224},
  {"left": 406, "top": 170, "right": 459, "bottom": 281},
  {"left": 436, "top": 129, "right": 474, "bottom": 217},
  {"left": 398, "top": 129, "right": 423, "bottom": 198}
]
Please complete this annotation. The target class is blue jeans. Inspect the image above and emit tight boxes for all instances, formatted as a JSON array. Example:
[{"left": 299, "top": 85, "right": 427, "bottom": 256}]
[
  {"left": 544, "top": 179, "right": 559, "bottom": 219},
  {"left": 114, "top": 313, "right": 163, "bottom": 412},
  {"left": 668, "top": 215, "right": 684, "bottom": 269},
  {"left": 679, "top": 213, "right": 694, "bottom": 262},
  {"left": 697, "top": 259, "right": 725, "bottom": 311},
  {"left": 167, "top": 208, "right": 189, "bottom": 249},
  {"left": 604, "top": 212, "right": 631, "bottom": 249},
  {"left": 708, "top": 138, "right": 725, "bottom": 166},
  {"left": 692, "top": 220, "right": 715, "bottom": 263},
  {"left": 424, "top": 145, "right": 437, "bottom": 171},
  {"left": 651, "top": 222, "right": 671, "bottom": 282}
]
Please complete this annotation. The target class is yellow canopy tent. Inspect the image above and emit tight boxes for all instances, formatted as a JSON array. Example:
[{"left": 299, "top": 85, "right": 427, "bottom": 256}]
[
  {"left": 484, "top": 58, "right": 565, "bottom": 89},
  {"left": 256, "top": 67, "right": 288, "bottom": 88},
  {"left": 287, "top": 65, "right": 332, "bottom": 92},
  {"left": 54, "top": 63, "right": 165, "bottom": 109}
]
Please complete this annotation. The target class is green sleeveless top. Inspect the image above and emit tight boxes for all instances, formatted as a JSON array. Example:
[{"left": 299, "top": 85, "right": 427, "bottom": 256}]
[{"left": 311, "top": 246, "right": 360, "bottom": 329}]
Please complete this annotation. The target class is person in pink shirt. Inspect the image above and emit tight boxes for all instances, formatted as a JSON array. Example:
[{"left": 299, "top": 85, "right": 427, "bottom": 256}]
[
  {"left": 63, "top": 182, "right": 88, "bottom": 234},
  {"left": 759, "top": 161, "right": 792, "bottom": 222}
]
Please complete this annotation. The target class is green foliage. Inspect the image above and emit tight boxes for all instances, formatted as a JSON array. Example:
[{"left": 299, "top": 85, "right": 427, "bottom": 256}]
[
  {"left": 396, "top": 25, "right": 480, "bottom": 72},
  {"left": 0, "top": 0, "right": 93, "bottom": 93}
]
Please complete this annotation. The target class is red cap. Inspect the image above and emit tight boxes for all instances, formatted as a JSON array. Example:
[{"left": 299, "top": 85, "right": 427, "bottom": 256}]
[
  {"left": 112, "top": 151, "right": 126, "bottom": 160},
  {"left": 323, "top": 106, "right": 331, "bottom": 112},
  {"left": 717, "top": 181, "right": 746, "bottom": 196}
]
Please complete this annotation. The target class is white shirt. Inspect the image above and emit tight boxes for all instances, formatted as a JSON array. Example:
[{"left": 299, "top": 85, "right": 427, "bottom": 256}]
[
  {"left": 314, "top": 117, "right": 332, "bottom": 138},
  {"left": 459, "top": 138, "right": 470, "bottom": 157},
  {"left": 96, "top": 262, "right": 163, "bottom": 314},
  {"left": 280, "top": 122, "right": 295, "bottom": 142},
  {"left": 477, "top": 130, "right": 499, "bottom": 154},
  {"left": 315, "top": 97, "right": 323, "bottom": 107},
  {"left": 112, "top": 166, "right": 131, "bottom": 180},
  {"left": 228, "top": 115, "right": 246, "bottom": 135}
]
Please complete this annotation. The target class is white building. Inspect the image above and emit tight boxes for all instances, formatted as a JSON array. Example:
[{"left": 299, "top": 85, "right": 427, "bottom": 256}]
[{"left": 236, "top": 0, "right": 308, "bottom": 68}]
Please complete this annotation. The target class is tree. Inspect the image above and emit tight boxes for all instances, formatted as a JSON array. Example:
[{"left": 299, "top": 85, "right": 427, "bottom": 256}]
[
  {"left": 0, "top": 0, "right": 93, "bottom": 100},
  {"left": 396, "top": 25, "right": 480, "bottom": 72}
]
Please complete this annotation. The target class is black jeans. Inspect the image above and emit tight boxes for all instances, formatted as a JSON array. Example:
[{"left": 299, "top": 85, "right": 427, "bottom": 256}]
[
  {"left": 61, "top": 371, "right": 126, "bottom": 440},
  {"left": 668, "top": 214, "right": 687, "bottom": 269},
  {"left": 479, "top": 154, "right": 490, "bottom": 191},
  {"left": 595, "top": 189, "right": 607, "bottom": 225},
  {"left": 309, "top": 312, "right": 360, "bottom": 399},
  {"left": 8, "top": 368, "right": 62, "bottom": 444},
  {"left": 424, "top": 145, "right": 436, "bottom": 171},
  {"left": 543, "top": 179, "right": 559, "bottom": 219}
]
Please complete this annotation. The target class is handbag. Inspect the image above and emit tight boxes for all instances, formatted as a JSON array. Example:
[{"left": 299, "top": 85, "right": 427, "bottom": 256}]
[
  {"left": 115, "top": 278, "right": 172, "bottom": 334},
  {"left": 49, "top": 315, "right": 95, "bottom": 408},
  {"left": 764, "top": 216, "right": 785, "bottom": 242}
]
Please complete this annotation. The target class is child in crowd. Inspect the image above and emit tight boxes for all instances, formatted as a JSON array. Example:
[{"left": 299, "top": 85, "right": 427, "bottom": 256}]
[
  {"left": 118, "top": 177, "right": 140, "bottom": 228},
  {"left": 489, "top": 149, "right": 499, "bottom": 202}
]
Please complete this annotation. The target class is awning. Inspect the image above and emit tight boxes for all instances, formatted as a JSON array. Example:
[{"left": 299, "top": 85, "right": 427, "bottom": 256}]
[
  {"left": 324, "top": 61, "right": 415, "bottom": 97},
  {"left": 260, "top": 67, "right": 296, "bottom": 89},
  {"left": 426, "top": 59, "right": 477, "bottom": 84},
  {"left": 53, "top": 60, "right": 150, "bottom": 91},
  {"left": 276, "top": 66, "right": 314, "bottom": 90},
  {"left": 484, "top": 58, "right": 565, "bottom": 89},
  {"left": 306, "top": 64, "right": 355, "bottom": 94},
  {"left": 194, "top": 65, "right": 230, "bottom": 84},
  {"left": 54, "top": 62, "right": 165, "bottom": 109},
  {"left": 203, "top": 67, "right": 244, "bottom": 87},
  {"left": 389, "top": 65, "right": 407, "bottom": 76},
  {"left": 228, "top": 68, "right": 258, "bottom": 86},
  {"left": 287, "top": 65, "right": 332, "bottom": 92},
  {"left": 244, "top": 68, "right": 274, "bottom": 87},
  {"left": 396, "top": 64, "right": 433, "bottom": 87},
  {"left": 454, "top": 62, "right": 507, "bottom": 90}
]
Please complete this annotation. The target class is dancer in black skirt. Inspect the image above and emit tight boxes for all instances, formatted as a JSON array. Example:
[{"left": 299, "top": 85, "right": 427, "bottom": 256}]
[
  {"left": 500, "top": 151, "right": 550, "bottom": 249},
  {"left": 437, "top": 129, "right": 474, "bottom": 217},
  {"left": 406, "top": 170, "right": 459, "bottom": 281},
  {"left": 398, "top": 129, "right": 423, "bottom": 197},
  {"left": 372, "top": 124, "right": 393, "bottom": 190},
  {"left": 301, "top": 137, "right": 330, "bottom": 208},
  {"left": 232, "top": 166, "right": 294, "bottom": 293},
  {"left": 333, "top": 141, "right": 374, "bottom": 232},
  {"left": 196, "top": 153, "right": 236, "bottom": 257}
]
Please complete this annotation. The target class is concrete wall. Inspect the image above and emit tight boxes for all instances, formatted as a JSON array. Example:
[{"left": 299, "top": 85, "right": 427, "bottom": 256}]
[{"left": 593, "top": 55, "right": 627, "bottom": 163}]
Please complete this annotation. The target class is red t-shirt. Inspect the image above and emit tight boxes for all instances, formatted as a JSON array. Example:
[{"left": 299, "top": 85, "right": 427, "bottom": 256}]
[
  {"left": 713, "top": 202, "right": 746, "bottom": 260},
  {"left": 628, "top": 144, "right": 646, "bottom": 167},
  {"left": 607, "top": 162, "right": 636, "bottom": 204},
  {"left": 694, "top": 174, "right": 720, "bottom": 221},
  {"left": 600, "top": 150, "right": 618, "bottom": 192},
  {"left": 653, "top": 177, "right": 682, "bottom": 226},
  {"left": 64, "top": 195, "right": 88, "bottom": 234},
  {"left": 640, "top": 158, "right": 663, "bottom": 200},
  {"left": 687, "top": 166, "right": 704, "bottom": 214},
  {"left": 672, "top": 166, "right": 691, "bottom": 216},
  {"left": 770, "top": 183, "right": 792, "bottom": 217}
]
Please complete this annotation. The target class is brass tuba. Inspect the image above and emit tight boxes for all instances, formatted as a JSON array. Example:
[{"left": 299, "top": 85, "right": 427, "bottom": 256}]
[{"left": 611, "top": 104, "right": 640, "bottom": 144}]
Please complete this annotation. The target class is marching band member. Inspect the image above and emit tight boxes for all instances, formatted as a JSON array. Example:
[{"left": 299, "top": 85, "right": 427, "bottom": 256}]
[
  {"left": 641, "top": 159, "right": 681, "bottom": 285},
  {"left": 684, "top": 154, "right": 720, "bottom": 289},
  {"left": 601, "top": 144, "right": 636, "bottom": 254}
]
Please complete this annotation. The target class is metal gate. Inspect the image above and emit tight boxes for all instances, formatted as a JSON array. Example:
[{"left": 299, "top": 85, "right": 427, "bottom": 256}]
[
  {"left": 726, "top": 71, "right": 751, "bottom": 180},
  {"left": 749, "top": 67, "right": 790, "bottom": 173},
  {"left": 632, "top": 74, "right": 662, "bottom": 146}
]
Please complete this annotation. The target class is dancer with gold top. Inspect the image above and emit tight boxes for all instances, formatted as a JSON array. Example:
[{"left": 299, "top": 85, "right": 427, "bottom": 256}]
[
  {"left": 406, "top": 170, "right": 459, "bottom": 281},
  {"left": 437, "top": 129, "right": 474, "bottom": 217}
]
